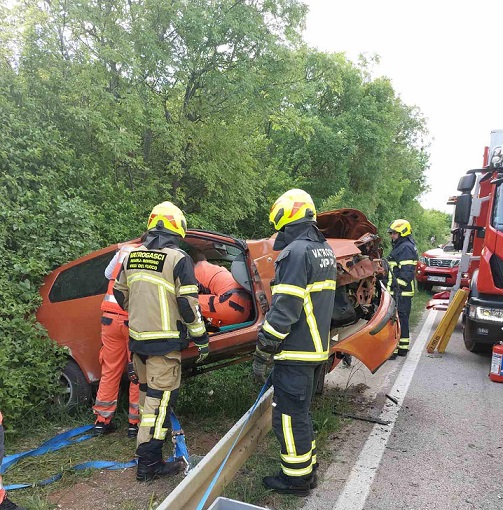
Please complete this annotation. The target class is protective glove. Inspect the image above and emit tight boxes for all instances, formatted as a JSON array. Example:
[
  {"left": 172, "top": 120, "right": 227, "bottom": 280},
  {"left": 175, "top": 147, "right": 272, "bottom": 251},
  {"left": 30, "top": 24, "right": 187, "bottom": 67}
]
[
  {"left": 196, "top": 344, "right": 209, "bottom": 364},
  {"left": 252, "top": 347, "right": 272, "bottom": 384},
  {"left": 127, "top": 361, "right": 139, "bottom": 385}
]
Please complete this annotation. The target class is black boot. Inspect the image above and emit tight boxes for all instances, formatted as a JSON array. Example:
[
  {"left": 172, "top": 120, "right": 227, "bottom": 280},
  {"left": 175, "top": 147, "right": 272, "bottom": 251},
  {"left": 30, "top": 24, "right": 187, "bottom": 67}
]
[
  {"left": 262, "top": 471, "right": 311, "bottom": 497},
  {"left": 398, "top": 348, "right": 408, "bottom": 357},
  {"left": 127, "top": 422, "right": 139, "bottom": 438},
  {"left": 93, "top": 420, "right": 117, "bottom": 435},
  {"left": 136, "top": 458, "right": 184, "bottom": 482},
  {"left": 0, "top": 497, "right": 27, "bottom": 510}
]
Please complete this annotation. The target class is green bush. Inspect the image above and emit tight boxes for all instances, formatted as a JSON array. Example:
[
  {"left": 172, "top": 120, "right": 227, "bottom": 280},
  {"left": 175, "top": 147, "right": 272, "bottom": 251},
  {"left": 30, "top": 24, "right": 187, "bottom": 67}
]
[
  {"left": 0, "top": 87, "right": 103, "bottom": 425},
  {"left": 0, "top": 320, "right": 66, "bottom": 427}
]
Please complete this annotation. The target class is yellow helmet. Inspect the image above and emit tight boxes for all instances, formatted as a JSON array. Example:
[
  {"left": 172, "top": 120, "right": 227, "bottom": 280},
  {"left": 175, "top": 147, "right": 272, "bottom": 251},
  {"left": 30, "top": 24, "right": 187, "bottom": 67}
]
[
  {"left": 387, "top": 219, "right": 411, "bottom": 237},
  {"left": 269, "top": 189, "right": 316, "bottom": 232},
  {"left": 147, "top": 201, "right": 187, "bottom": 238}
]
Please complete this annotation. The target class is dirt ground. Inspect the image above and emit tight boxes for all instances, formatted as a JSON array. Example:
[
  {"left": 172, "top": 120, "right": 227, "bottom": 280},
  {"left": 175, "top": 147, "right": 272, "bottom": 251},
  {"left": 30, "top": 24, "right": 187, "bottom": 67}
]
[
  {"left": 48, "top": 431, "right": 222, "bottom": 510},
  {"left": 49, "top": 468, "right": 178, "bottom": 510}
]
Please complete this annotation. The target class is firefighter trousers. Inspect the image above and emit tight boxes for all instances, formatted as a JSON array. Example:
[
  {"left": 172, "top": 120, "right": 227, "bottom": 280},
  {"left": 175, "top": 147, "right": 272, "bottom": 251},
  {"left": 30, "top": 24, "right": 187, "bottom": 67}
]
[
  {"left": 93, "top": 313, "right": 139, "bottom": 424},
  {"left": 133, "top": 351, "right": 181, "bottom": 461},
  {"left": 397, "top": 294, "right": 412, "bottom": 352},
  {"left": 271, "top": 363, "right": 321, "bottom": 480}
]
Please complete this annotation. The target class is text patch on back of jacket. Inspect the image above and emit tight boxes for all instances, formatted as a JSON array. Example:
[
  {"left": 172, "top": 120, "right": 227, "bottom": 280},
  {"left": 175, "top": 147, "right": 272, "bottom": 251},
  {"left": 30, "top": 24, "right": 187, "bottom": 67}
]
[
  {"left": 310, "top": 247, "right": 336, "bottom": 272},
  {"left": 127, "top": 251, "right": 167, "bottom": 272}
]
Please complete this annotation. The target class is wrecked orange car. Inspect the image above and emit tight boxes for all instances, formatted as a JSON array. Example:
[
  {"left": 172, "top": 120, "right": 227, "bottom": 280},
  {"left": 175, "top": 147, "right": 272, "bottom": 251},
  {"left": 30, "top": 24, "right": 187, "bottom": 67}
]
[{"left": 36, "top": 209, "right": 399, "bottom": 405}]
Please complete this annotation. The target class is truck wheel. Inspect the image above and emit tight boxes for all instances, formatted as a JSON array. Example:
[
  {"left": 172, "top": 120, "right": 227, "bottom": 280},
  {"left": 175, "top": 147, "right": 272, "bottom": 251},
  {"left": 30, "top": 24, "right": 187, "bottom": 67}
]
[
  {"left": 463, "top": 331, "right": 488, "bottom": 354},
  {"left": 57, "top": 359, "right": 92, "bottom": 409}
]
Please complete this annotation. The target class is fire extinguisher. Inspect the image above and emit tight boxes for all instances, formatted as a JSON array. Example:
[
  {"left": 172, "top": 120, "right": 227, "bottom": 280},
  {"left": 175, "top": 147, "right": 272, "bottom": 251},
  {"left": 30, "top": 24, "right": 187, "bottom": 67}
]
[{"left": 489, "top": 342, "right": 503, "bottom": 382}]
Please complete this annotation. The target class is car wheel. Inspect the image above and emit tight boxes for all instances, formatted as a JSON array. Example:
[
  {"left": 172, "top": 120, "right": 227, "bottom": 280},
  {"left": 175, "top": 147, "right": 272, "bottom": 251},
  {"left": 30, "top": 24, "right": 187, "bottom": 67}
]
[
  {"left": 315, "top": 357, "right": 333, "bottom": 395},
  {"left": 418, "top": 282, "right": 433, "bottom": 292},
  {"left": 57, "top": 359, "right": 92, "bottom": 408}
]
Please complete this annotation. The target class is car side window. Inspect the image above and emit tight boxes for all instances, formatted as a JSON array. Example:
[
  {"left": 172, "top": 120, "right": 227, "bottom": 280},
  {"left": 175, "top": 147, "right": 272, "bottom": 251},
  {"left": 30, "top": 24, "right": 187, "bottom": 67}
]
[{"left": 49, "top": 252, "right": 115, "bottom": 302}]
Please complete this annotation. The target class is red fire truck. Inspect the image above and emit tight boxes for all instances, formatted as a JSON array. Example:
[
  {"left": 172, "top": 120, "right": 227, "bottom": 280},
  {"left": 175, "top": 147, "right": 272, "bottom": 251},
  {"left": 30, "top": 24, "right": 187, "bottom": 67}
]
[{"left": 453, "top": 129, "right": 503, "bottom": 352}]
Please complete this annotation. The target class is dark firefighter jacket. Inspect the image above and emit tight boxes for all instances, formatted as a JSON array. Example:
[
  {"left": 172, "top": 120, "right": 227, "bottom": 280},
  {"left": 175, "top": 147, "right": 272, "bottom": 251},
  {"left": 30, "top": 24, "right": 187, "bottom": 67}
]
[
  {"left": 386, "top": 235, "right": 418, "bottom": 298},
  {"left": 113, "top": 230, "right": 208, "bottom": 356},
  {"left": 258, "top": 222, "right": 337, "bottom": 365}
]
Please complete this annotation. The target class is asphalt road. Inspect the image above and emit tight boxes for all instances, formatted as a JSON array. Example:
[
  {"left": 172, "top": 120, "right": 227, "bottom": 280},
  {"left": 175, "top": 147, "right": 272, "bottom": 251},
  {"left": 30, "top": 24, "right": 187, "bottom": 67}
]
[{"left": 304, "top": 309, "right": 503, "bottom": 510}]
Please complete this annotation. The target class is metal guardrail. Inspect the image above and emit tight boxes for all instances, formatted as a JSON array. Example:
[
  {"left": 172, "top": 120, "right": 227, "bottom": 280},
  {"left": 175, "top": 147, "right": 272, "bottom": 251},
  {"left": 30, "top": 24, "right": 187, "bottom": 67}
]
[{"left": 157, "top": 387, "right": 273, "bottom": 510}]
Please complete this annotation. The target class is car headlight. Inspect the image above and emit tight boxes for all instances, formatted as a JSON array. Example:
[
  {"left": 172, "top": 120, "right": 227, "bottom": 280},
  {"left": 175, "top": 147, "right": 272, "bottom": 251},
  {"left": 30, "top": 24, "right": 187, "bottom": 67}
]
[
  {"left": 419, "top": 256, "right": 429, "bottom": 265},
  {"left": 469, "top": 305, "right": 503, "bottom": 322},
  {"left": 450, "top": 259, "right": 460, "bottom": 268}
]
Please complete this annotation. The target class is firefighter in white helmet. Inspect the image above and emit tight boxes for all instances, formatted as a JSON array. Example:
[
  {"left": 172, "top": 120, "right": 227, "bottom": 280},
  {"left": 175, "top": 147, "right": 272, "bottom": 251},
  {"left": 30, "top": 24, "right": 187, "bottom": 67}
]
[
  {"left": 114, "top": 201, "right": 209, "bottom": 482},
  {"left": 253, "top": 189, "right": 337, "bottom": 496},
  {"left": 386, "top": 219, "right": 418, "bottom": 358}
]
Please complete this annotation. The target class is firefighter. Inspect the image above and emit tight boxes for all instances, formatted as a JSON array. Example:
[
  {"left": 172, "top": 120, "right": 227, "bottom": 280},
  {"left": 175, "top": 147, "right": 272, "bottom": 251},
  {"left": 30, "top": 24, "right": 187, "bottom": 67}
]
[
  {"left": 192, "top": 250, "right": 252, "bottom": 327},
  {"left": 386, "top": 219, "right": 418, "bottom": 358},
  {"left": 114, "top": 201, "right": 210, "bottom": 482},
  {"left": 0, "top": 412, "right": 26, "bottom": 510},
  {"left": 252, "top": 189, "right": 336, "bottom": 497},
  {"left": 93, "top": 243, "right": 141, "bottom": 437}
]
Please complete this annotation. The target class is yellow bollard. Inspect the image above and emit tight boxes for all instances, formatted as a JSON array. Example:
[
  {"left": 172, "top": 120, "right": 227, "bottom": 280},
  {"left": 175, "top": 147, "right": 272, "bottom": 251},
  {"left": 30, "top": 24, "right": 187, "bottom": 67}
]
[
  {"left": 437, "top": 289, "right": 469, "bottom": 353},
  {"left": 426, "top": 289, "right": 469, "bottom": 354}
]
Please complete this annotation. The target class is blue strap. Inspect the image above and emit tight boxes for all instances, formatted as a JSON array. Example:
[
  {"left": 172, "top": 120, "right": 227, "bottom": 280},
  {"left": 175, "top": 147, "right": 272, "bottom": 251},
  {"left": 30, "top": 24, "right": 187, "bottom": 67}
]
[
  {"left": 1, "top": 425, "right": 94, "bottom": 474},
  {"left": 4, "top": 459, "right": 138, "bottom": 491},
  {"left": 3, "top": 412, "right": 191, "bottom": 491},
  {"left": 170, "top": 409, "right": 190, "bottom": 461},
  {"left": 195, "top": 375, "right": 272, "bottom": 510}
]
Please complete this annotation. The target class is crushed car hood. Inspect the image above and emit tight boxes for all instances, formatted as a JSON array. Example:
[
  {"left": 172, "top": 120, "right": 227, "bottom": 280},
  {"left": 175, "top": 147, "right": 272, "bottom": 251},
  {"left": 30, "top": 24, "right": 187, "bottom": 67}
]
[{"left": 317, "top": 208, "right": 377, "bottom": 239}]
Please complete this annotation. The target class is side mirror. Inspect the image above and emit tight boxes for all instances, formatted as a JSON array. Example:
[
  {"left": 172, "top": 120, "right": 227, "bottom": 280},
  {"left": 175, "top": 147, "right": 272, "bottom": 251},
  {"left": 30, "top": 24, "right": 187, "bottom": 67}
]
[
  {"left": 454, "top": 193, "right": 472, "bottom": 226},
  {"left": 451, "top": 227, "right": 464, "bottom": 251},
  {"left": 457, "top": 173, "right": 476, "bottom": 193}
]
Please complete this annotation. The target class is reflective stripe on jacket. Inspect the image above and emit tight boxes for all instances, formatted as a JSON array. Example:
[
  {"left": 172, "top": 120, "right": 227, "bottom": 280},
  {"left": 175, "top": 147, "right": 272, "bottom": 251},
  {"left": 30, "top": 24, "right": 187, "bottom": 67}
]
[
  {"left": 114, "top": 245, "right": 206, "bottom": 356},
  {"left": 386, "top": 236, "right": 418, "bottom": 298},
  {"left": 262, "top": 224, "right": 337, "bottom": 364}
]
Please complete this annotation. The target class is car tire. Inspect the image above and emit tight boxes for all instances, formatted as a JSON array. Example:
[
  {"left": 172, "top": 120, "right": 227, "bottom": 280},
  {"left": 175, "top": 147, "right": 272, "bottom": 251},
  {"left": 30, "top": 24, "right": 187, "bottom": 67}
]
[
  {"left": 315, "top": 357, "right": 333, "bottom": 395},
  {"left": 57, "top": 359, "right": 92, "bottom": 409},
  {"left": 418, "top": 282, "right": 433, "bottom": 292}
]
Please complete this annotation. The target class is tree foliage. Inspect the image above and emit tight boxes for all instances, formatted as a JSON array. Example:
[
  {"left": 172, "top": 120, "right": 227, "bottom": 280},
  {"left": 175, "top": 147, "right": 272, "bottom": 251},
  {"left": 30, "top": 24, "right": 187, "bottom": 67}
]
[{"left": 0, "top": 0, "right": 448, "bottom": 423}]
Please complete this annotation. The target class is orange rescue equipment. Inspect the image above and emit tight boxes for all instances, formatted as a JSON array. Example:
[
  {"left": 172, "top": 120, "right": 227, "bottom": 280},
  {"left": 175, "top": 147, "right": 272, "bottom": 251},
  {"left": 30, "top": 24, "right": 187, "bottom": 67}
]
[{"left": 195, "top": 260, "right": 252, "bottom": 326}]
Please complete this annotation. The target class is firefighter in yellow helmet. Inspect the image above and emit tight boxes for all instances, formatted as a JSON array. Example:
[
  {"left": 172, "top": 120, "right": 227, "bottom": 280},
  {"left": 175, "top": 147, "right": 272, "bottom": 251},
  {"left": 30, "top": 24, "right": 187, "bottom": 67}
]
[
  {"left": 253, "top": 189, "right": 337, "bottom": 496},
  {"left": 386, "top": 219, "right": 418, "bottom": 359},
  {"left": 114, "top": 201, "right": 209, "bottom": 482}
]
